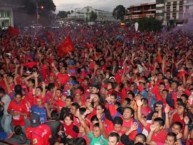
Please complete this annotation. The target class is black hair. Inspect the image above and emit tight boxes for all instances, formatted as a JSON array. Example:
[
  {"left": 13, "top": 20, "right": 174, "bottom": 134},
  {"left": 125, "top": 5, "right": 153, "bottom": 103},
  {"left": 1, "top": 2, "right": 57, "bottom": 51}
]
[
  {"left": 167, "top": 132, "right": 177, "bottom": 142},
  {"left": 47, "top": 83, "right": 55, "bottom": 91},
  {"left": 51, "top": 109, "right": 59, "bottom": 120},
  {"left": 124, "top": 98, "right": 131, "bottom": 105},
  {"left": 14, "top": 85, "right": 22, "bottom": 94},
  {"left": 64, "top": 113, "right": 73, "bottom": 121},
  {"left": 136, "top": 133, "right": 147, "bottom": 142},
  {"left": 124, "top": 107, "right": 135, "bottom": 117},
  {"left": 91, "top": 115, "right": 99, "bottom": 122},
  {"left": 36, "top": 86, "right": 43, "bottom": 92},
  {"left": 79, "top": 107, "right": 87, "bottom": 115},
  {"left": 0, "top": 87, "right": 5, "bottom": 94},
  {"left": 181, "top": 94, "right": 189, "bottom": 100},
  {"left": 71, "top": 102, "right": 80, "bottom": 110},
  {"left": 74, "top": 137, "right": 86, "bottom": 145},
  {"left": 153, "top": 117, "right": 165, "bottom": 126},
  {"left": 14, "top": 125, "right": 23, "bottom": 135},
  {"left": 108, "top": 132, "right": 120, "bottom": 142},
  {"left": 60, "top": 107, "right": 70, "bottom": 120},
  {"left": 66, "top": 96, "right": 73, "bottom": 102},
  {"left": 93, "top": 123, "right": 100, "bottom": 128},
  {"left": 113, "top": 116, "right": 123, "bottom": 125}
]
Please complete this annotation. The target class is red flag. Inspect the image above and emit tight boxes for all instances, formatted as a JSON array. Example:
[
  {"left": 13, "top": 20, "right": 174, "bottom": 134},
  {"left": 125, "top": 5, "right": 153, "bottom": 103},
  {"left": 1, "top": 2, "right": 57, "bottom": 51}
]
[{"left": 57, "top": 36, "right": 74, "bottom": 57}]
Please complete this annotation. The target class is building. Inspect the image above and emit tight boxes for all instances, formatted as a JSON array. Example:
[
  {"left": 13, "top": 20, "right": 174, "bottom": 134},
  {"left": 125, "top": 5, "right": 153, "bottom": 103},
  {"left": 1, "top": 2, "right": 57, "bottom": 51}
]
[
  {"left": 164, "top": 0, "right": 185, "bottom": 23},
  {"left": 125, "top": 2, "right": 156, "bottom": 20},
  {"left": 0, "top": 7, "right": 13, "bottom": 29},
  {"left": 184, "top": 0, "right": 193, "bottom": 18},
  {"left": 0, "top": 0, "right": 24, "bottom": 28},
  {"left": 156, "top": 0, "right": 165, "bottom": 20},
  {"left": 68, "top": 6, "right": 115, "bottom": 22}
]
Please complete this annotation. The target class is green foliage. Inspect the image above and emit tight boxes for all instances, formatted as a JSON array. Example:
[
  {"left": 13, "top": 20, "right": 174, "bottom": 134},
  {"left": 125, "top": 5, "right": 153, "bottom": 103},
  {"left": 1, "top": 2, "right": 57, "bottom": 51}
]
[
  {"left": 89, "top": 11, "right": 97, "bottom": 22},
  {"left": 22, "top": 0, "right": 56, "bottom": 15},
  {"left": 137, "top": 17, "right": 163, "bottom": 32},
  {"left": 112, "top": 5, "right": 126, "bottom": 21},
  {"left": 57, "top": 11, "right": 68, "bottom": 18}
]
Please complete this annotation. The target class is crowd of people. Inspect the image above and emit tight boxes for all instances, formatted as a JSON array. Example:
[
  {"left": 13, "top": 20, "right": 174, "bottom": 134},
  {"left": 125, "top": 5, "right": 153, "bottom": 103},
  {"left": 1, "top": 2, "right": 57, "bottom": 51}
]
[{"left": 0, "top": 21, "right": 193, "bottom": 145}]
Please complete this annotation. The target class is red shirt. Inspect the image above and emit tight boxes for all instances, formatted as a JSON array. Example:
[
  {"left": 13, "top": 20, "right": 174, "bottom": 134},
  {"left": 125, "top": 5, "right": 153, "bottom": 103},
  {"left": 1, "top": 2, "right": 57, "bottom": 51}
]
[
  {"left": 63, "top": 123, "right": 78, "bottom": 138},
  {"left": 26, "top": 124, "right": 51, "bottom": 145},
  {"left": 151, "top": 129, "right": 167, "bottom": 144},
  {"left": 122, "top": 118, "right": 138, "bottom": 141},
  {"left": 8, "top": 99, "right": 27, "bottom": 126}
]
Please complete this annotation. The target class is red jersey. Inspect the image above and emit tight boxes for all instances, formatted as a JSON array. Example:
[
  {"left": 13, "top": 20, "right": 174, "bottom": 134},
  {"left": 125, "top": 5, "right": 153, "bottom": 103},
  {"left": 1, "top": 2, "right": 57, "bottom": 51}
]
[
  {"left": 151, "top": 129, "right": 167, "bottom": 144},
  {"left": 8, "top": 99, "right": 27, "bottom": 126},
  {"left": 26, "top": 124, "right": 51, "bottom": 145}
]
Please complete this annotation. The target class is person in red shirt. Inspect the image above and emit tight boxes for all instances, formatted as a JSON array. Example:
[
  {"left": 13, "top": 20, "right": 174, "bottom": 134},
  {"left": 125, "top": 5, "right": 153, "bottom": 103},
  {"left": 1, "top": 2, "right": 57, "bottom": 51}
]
[
  {"left": 8, "top": 93, "right": 28, "bottom": 129},
  {"left": 122, "top": 107, "right": 140, "bottom": 141},
  {"left": 26, "top": 113, "right": 51, "bottom": 145},
  {"left": 62, "top": 113, "right": 79, "bottom": 138},
  {"left": 147, "top": 117, "right": 167, "bottom": 144}
]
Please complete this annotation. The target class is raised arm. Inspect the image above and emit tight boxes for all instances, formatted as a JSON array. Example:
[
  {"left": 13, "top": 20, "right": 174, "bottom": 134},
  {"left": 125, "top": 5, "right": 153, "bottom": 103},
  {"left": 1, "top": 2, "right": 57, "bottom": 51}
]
[{"left": 136, "top": 99, "right": 147, "bottom": 127}]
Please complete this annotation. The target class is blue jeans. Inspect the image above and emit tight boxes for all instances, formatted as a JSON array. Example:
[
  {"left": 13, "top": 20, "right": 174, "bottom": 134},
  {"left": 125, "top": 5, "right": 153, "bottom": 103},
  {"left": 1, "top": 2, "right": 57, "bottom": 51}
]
[{"left": 1, "top": 114, "right": 12, "bottom": 135}]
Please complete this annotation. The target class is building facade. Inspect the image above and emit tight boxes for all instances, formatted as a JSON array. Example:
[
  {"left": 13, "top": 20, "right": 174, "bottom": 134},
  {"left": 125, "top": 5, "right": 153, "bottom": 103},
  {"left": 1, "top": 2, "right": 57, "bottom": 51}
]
[
  {"left": 184, "top": 0, "right": 193, "bottom": 18},
  {"left": 0, "top": 7, "right": 14, "bottom": 29},
  {"left": 125, "top": 2, "right": 156, "bottom": 20},
  {"left": 68, "top": 6, "right": 115, "bottom": 22},
  {"left": 156, "top": 0, "right": 165, "bottom": 20}
]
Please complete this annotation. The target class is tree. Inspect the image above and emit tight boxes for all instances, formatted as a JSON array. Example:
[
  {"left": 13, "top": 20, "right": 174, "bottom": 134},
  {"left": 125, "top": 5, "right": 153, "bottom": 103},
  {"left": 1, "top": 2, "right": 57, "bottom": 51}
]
[
  {"left": 22, "top": 0, "right": 56, "bottom": 16},
  {"left": 112, "top": 5, "right": 126, "bottom": 21},
  {"left": 57, "top": 11, "right": 68, "bottom": 18},
  {"left": 137, "top": 17, "right": 163, "bottom": 32},
  {"left": 89, "top": 11, "right": 97, "bottom": 22}
]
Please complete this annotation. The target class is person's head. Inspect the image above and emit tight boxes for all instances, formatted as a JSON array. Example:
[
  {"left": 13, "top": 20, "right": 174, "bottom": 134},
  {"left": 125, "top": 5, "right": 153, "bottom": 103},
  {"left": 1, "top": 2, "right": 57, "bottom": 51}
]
[
  {"left": 15, "top": 93, "right": 22, "bottom": 102},
  {"left": 93, "top": 123, "right": 101, "bottom": 138},
  {"left": 176, "top": 103, "right": 186, "bottom": 115},
  {"left": 70, "top": 102, "right": 80, "bottom": 115},
  {"left": 27, "top": 79, "right": 35, "bottom": 88},
  {"left": 109, "top": 92, "right": 118, "bottom": 104},
  {"left": 180, "top": 94, "right": 189, "bottom": 104},
  {"left": 66, "top": 96, "right": 73, "bottom": 107},
  {"left": 152, "top": 111, "right": 159, "bottom": 120},
  {"left": 127, "top": 91, "right": 135, "bottom": 100},
  {"left": 36, "top": 98, "right": 43, "bottom": 106},
  {"left": 159, "top": 82, "right": 165, "bottom": 92},
  {"left": 7, "top": 74, "right": 14, "bottom": 84},
  {"left": 152, "top": 117, "right": 165, "bottom": 132},
  {"left": 56, "top": 89, "right": 62, "bottom": 98},
  {"left": 134, "top": 133, "right": 146, "bottom": 144},
  {"left": 14, "top": 125, "right": 23, "bottom": 135},
  {"left": 64, "top": 113, "right": 73, "bottom": 126},
  {"left": 108, "top": 132, "right": 120, "bottom": 145},
  {"left": 123, "top": 107, "right": 134, "bottom": 120},
  {"left": 171, "top": 122, "right": 183, "bottom": 134},
  {"left": 113, "top": 117, "right": 123, "bottom": 132},
  {"left": 90, "top": 84, "right": 100, "bottom": 94},
  {"left": 51, "top": 109, "right": 59, "bottom": 120},
  {"left": 0, "top": 87, "right": 5, "bottom": 98},
  {"left": 165, "top": 132, "right": 177, "bottom": 145},
  {"left": 35, "top": 86, "right": 43, "bottom": 96},
  {"left": 91, "top": 93, "right": 100, "bottom": 104},
  {"left": 14, "top": 85, "right": 22, "bottom": 94},
  {"left": 96, "top": 103, "right": 105, "bottom": 115},
  {"left": 122, "top": 98, "right": 131, "bottom": 107}
]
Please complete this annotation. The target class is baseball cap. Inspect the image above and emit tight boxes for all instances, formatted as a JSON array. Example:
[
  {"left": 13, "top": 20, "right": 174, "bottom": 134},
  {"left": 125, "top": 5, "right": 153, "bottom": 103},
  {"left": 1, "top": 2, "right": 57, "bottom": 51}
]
[{"left": 30, "top": 113, "right": 41, "bottom": 127}]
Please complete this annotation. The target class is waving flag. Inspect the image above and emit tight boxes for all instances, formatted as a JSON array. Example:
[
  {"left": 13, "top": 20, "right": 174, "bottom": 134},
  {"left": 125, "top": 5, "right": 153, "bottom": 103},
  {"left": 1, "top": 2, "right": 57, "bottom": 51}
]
[{"left": 57, "top": 36, "right": 74, "bottom": 57}]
